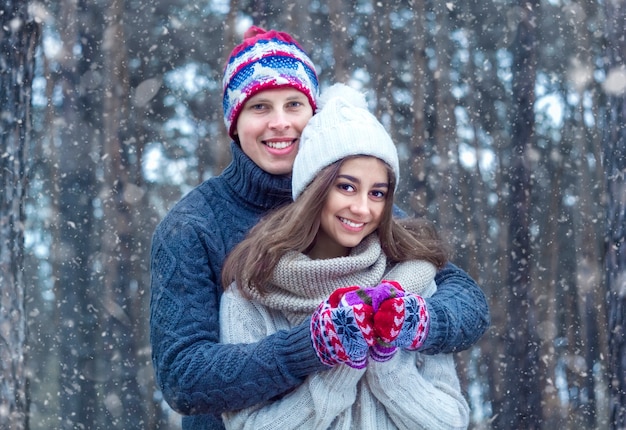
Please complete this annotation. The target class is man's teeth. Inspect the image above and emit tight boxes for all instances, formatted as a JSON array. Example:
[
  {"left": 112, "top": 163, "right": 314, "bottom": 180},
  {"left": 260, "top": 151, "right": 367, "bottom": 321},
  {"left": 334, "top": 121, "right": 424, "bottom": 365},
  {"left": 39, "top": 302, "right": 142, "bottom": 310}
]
[
  {"left": 340, "top": 218, "right": 364, "bottom": 228},
  {"left": 266, "top": 140, "right": 292, "bottom": 149}
]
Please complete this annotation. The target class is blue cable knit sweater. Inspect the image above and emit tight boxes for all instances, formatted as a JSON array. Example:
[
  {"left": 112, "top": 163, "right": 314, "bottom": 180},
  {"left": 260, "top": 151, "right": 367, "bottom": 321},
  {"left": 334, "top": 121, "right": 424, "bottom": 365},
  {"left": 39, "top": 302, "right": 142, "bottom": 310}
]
[{"left": 150, "top": 143, "right": 490, "bottom": 429}]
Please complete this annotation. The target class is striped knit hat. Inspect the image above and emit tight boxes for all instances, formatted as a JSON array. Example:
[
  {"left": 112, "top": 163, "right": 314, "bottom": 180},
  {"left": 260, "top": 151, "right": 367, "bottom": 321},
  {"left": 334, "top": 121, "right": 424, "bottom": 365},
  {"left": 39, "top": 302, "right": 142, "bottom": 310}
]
[{"left": 222, "top": 26, "right": 319, "bottom": 140}]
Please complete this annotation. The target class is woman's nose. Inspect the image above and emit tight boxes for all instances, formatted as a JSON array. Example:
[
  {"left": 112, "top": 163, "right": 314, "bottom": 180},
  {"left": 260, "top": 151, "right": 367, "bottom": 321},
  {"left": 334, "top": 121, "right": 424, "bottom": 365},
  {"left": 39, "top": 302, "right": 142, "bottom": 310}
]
[{"left": 350, "top": 194, "right": 370, "bottom": 215}]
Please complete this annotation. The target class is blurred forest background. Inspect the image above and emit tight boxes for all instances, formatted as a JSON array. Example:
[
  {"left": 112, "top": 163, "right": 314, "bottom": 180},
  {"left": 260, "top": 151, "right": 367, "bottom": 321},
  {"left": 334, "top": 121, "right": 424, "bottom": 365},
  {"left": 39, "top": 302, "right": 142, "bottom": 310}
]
[{"left": 1, "top": 0, "right": 625, "bottom": 429}]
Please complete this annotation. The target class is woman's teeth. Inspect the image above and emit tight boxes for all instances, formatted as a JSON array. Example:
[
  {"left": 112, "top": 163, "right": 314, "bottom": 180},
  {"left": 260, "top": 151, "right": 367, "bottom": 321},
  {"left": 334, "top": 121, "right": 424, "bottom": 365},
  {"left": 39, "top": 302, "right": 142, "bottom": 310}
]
[{"left": 340, "top": 218, "right": 364, "bottom": 228}]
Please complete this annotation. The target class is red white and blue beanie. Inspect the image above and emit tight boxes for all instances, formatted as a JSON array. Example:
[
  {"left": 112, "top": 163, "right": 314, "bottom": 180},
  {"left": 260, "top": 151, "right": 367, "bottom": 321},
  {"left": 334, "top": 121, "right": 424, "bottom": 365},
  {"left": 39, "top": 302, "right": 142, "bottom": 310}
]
[
  {"left": 222, "top": 26, "right": 320, "bottom": 140},
  {"left": 292, "top": 83, "right": 400, "bottom": 200}
]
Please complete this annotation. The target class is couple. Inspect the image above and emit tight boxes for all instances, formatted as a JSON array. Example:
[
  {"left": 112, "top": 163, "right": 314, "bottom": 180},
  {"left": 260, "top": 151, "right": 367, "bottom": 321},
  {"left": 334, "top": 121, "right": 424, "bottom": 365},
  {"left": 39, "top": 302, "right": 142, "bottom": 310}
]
[{"left": 149, "top": 26, "right": 490, "bottom": 429}]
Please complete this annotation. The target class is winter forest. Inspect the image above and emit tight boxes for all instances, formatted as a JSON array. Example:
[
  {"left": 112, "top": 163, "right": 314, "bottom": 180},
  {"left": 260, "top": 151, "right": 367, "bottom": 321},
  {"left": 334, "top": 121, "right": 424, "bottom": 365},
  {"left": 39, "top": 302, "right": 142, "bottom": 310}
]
[{"left": 1, "top": 0, "right": 625, "bottom": 429}]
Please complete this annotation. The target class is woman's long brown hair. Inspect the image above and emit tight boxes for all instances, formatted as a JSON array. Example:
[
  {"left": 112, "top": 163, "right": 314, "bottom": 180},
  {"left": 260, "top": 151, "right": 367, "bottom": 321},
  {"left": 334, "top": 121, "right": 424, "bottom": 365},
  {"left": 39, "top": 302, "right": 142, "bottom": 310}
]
[{"left": 221, "top": 156, "right": 449, "bottom": 297}]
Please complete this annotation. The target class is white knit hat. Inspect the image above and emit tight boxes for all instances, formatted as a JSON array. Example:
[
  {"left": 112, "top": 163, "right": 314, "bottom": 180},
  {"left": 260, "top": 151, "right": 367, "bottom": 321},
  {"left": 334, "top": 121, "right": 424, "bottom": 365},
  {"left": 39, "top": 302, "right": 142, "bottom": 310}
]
[{"left": 292, "top": 83, "right": 400, "bottom": 200}]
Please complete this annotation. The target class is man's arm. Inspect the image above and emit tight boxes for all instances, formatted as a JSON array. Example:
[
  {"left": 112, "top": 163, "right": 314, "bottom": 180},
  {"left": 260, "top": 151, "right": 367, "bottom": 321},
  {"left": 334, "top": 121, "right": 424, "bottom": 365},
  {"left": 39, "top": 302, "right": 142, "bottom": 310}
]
[
  {"left": 420, "top": 262, "right": 490, "bottom": 354},
  {"left": 149, "top": 219, "right": 327, "bottom": 416}
]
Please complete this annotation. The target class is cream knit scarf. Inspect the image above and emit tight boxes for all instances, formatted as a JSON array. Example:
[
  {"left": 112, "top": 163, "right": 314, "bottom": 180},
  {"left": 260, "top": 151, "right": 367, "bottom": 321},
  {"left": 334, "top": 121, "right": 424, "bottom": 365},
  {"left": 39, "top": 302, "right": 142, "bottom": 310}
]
[{"left": 249, "top": 234, "right": 437, "bottom": 326}]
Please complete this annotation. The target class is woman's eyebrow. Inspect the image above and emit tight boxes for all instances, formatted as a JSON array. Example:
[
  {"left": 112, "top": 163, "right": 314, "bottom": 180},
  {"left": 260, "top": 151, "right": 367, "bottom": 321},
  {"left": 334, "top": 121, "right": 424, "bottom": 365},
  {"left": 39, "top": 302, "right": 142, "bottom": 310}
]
[
  {"left": 337, "top": 174, "right": 359, "bottom": 183},
  {"left": 337, "top": 174, "right": 389, "bottom": 188}
]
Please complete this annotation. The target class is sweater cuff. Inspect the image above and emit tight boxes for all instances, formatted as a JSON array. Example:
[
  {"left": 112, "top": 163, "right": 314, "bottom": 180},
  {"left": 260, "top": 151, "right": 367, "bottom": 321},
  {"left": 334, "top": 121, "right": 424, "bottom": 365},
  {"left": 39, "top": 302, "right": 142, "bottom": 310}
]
[
  {"left": 276, "top": 317, "right": 331, "bottom": 379},
  {"left": 418, "top": 297, "right": 448, "bottom": 355}
]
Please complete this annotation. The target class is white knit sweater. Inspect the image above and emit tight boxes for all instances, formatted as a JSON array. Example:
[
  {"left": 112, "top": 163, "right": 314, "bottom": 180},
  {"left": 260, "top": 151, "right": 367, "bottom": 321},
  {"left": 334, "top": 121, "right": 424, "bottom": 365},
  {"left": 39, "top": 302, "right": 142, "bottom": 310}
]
[{"left": 219, "top": 234, "right": 470, "bottom": 429}]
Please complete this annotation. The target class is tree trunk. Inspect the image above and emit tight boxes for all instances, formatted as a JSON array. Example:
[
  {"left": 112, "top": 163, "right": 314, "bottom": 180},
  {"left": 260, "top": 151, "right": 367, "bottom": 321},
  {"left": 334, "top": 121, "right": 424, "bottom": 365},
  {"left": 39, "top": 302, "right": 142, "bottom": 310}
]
[
  {"left": 99, "top": 0, "right": 149, "bottom": 427},
  {"left": 498, "top": 1, "right": 543, "bottom": 428},
  {"left": 327, "top": 0, "right": 350, "bottom": 84},
  {"left": 407, "top": 0, "right": 428, "bottom": 215},
  {"left": 51, "top": 1, "right": 103, "bottom": 427},
  {"left": 370, "top": 2, "right": 394, "bottom": 123},
  {"left": 431, "top": 2, "right": 458, "bottom": 245},
  {"left": 0, "top": 1, "right": 39, "bottom": 428},
  {"left": 603, "top": 2, "right": 626, "bottom": 428}
]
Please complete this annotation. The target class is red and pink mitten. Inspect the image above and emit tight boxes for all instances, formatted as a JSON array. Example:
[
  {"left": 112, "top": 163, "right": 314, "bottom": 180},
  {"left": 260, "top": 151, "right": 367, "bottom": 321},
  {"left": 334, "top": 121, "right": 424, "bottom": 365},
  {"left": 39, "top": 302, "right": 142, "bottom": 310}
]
[
  {"left": 371, "top": 280, "right": 430, "bottom": 361},
  {"left": 310, "top": 286, "right": 375, "bottom": 369}
]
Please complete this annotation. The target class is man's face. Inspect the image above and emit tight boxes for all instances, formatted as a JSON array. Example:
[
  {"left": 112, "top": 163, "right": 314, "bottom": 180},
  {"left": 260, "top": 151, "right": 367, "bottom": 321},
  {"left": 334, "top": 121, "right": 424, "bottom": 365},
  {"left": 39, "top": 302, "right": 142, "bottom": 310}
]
[{"left": 234, "top": 88, "right": 314, "bottom": 176}]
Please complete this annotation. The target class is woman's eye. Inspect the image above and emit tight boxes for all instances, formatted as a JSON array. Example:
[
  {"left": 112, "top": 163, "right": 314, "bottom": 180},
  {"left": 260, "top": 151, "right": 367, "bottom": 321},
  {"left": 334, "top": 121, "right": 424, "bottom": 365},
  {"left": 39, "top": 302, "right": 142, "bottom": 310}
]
[
  {"left": 371, "top": 190, "right": 386, "bottom": 199},
  {"left": 338, "top": 183, "right": 355, "bottom": 192}
]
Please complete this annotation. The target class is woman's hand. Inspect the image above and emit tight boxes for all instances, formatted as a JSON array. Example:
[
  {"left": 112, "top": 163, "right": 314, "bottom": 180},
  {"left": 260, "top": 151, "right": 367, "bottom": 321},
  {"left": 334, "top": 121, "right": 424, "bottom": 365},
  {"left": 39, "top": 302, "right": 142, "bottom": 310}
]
[{"left": 310, "top": 286, "right": 375, "bottom": 369}]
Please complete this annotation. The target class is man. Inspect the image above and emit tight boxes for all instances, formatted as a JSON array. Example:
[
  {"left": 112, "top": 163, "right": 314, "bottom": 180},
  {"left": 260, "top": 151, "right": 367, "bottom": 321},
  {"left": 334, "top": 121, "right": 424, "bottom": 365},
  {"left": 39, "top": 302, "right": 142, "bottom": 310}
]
[{"left": 150, "top": 26, "right": 490, "bottom": 429}]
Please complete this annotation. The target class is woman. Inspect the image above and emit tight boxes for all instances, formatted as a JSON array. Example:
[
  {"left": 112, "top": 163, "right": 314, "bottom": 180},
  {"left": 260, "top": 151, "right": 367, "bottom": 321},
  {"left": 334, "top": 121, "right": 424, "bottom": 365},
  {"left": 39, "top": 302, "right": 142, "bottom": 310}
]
[{"left": 219, "top": 84, "right": 470, "bottom": 429}]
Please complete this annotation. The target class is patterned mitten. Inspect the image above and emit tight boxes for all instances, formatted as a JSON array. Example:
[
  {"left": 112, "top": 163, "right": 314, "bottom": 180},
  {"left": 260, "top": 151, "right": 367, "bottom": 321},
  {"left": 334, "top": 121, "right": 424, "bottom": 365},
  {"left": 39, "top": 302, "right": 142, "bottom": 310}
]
[
  {"left": 340, "top": 282, "right": 401, "bottom": 314},
  {"left": 338, "top": 281, "right": 405, "bottom": 362},
  {"left": 359, "top": 280, "right": 405, "bottom": 362},
  {"left": 310, "top": 286, "right": 375, "bottom": 369},
  {"left": 373, "top": 281, "right": 429, "bottom": 355}
]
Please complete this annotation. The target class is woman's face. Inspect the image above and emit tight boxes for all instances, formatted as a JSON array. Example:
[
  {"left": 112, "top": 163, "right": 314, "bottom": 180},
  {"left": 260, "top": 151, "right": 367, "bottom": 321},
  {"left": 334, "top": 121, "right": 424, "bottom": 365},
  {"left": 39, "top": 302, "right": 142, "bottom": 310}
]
[
  {"left": 234, "top": 88, "right": 314, "bottom": 176},
  {"left": 308, "top": 157, "right": 389, "bottom": 259}
]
